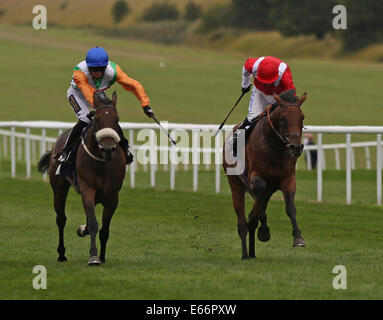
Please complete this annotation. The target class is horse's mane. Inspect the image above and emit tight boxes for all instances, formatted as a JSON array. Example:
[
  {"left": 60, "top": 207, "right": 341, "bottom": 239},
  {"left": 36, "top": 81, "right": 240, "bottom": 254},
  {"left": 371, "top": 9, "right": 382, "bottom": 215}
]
[
  {"left": 249, "top": 89, "right": 299, "bottom": 127},
  {"left": 279, "top": 89, "right": 299, "bottom": 103},
  {"left": 95, "top": 92, "right": 112, "bottom": 105}
]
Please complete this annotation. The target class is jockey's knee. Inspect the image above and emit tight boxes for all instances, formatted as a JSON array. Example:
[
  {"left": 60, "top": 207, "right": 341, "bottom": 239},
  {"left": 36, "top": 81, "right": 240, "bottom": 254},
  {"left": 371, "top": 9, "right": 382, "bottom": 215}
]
[
  {"left": 250, "top": 176, "right": 266, "bottom": 195},
  {"left": 77, "top": 113, "right": 92, "bottom": 124}
]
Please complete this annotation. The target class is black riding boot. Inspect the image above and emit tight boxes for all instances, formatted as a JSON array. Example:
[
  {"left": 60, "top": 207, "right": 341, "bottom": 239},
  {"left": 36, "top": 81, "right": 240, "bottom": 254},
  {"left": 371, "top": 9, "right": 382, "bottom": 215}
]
[
  {"left": 117, "top": 125, "right": 134, "bottom": 165},
  {"left": 233, "top": 117, "right": 251, "bottom": 157},
  {"left": 58, "top": 120, "right": 88, "bottom": 163}
]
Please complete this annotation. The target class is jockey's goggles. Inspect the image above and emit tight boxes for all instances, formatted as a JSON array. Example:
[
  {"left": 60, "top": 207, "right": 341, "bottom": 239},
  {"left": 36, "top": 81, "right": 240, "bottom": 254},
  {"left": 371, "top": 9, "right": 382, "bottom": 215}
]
[{"left": 88, "top": 66, "right": 107, "bottom": 73}]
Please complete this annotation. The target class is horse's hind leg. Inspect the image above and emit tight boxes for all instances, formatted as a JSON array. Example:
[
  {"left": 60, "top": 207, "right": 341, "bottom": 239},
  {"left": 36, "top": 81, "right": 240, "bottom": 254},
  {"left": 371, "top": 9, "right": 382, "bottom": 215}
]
[
  {"left": 227, "top": 175, "right": 248, "bottom": 260},
  {"left": 99, "top": 194, "right": 118, "bottom": 263},
  {"left": 52, "top": 178, "right": 70, "bottom": 262}
]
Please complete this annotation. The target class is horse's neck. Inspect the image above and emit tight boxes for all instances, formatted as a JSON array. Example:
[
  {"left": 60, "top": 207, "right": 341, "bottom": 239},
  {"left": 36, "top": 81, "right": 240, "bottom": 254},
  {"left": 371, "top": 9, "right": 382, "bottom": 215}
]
[
  {"left": 84, "top": 125, "right": 99, "bottom": 154},
  {"left": 262, "top": 107, "right": 281, "bottom": 144}
]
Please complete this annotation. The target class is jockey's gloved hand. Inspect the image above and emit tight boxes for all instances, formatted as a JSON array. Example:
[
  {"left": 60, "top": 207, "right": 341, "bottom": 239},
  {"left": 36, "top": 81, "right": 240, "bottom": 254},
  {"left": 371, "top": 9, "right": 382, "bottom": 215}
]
[
  {"left": 242, "top": 85, "right": 251, "bottom": 94},
  {"left": 143, "top": 105, "right": 155, "bottom": 118}
]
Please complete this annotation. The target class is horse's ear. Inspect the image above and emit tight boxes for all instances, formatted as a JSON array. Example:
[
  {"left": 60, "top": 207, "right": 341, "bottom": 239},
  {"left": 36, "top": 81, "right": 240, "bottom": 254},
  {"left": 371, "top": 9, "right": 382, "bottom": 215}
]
[
  {"left": 93, "top": 92, "right": 100, "bottom": 108},
  {"left": 273, "top": 92, "right": 282, "bottom": 106},
  {"left": 298, "top": 92, "right": 307, "bottom": 106},
  {"left": 112, "top": 91, "right": 117, "bottom": 107}
]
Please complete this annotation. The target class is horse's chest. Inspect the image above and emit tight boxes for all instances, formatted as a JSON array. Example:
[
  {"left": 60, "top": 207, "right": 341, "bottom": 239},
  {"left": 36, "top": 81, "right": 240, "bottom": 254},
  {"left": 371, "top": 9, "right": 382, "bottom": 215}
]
[
  {"left": 99, "top": 172, "right": 124, "bottom": 193},
  {"left": 79, "top": 166, "right": 124, "bottom": 195},
  {"left": 265, "top": 165, "right": 283, "bottom": 179}
]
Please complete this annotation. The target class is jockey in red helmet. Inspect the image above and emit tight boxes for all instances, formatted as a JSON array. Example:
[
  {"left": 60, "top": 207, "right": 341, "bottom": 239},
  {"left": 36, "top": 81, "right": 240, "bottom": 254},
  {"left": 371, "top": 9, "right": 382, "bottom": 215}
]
[
  {"left": 228, "top": 56, "right": 296, "bottom": 157},
  {"left": 239, "top": 56, "right": 296, "bottom": 129},
  {"left": 59, "top": 47, "right": 155, "bottom": 165}
]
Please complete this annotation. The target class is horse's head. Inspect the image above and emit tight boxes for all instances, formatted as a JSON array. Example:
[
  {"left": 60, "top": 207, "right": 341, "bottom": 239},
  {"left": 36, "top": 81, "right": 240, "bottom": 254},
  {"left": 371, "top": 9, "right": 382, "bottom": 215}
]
[
  {"left": 91, "top": 91, "right": 121, "bottom": 161},
  {"left": 272, "top": 91, "right": 307, "bottom": 158}
]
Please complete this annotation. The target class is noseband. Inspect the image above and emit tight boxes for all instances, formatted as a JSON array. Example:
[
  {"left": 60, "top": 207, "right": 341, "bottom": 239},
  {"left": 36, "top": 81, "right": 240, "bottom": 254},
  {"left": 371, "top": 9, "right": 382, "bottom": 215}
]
[
  {"left": 266, "top": 103, "right": 302, "bottom": 151},
  {"left": 81, "top": 105, "right": 119, "bottom": 162}
]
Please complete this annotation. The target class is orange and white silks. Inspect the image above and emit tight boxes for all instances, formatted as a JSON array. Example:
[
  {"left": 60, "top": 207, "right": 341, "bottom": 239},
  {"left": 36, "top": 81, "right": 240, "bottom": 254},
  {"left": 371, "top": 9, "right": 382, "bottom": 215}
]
[
  {"left": 70, "top": 60, "right": 150, "bottom": 106},
  {"left": 67, "top": 60, "right": 150, "bottom": 123}
]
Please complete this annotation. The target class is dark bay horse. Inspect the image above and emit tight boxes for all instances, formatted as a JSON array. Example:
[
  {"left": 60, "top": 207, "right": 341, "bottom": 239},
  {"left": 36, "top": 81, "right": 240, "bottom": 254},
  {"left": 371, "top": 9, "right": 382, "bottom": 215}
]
[
  {"left": 38, "top": 91, "right": 126, "bottom": 265},
  {"left": 223, "top": 91, "right": 307, "bottom": 259}
]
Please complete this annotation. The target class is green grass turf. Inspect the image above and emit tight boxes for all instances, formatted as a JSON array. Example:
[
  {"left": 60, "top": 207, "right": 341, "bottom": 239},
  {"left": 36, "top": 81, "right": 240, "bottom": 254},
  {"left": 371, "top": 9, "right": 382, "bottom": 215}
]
[
  {"left": 0, "top": 174, "right": 382, "bottom": 299},
  {"left": 1, "top": 25, "right": 383, "bottom": 300}
]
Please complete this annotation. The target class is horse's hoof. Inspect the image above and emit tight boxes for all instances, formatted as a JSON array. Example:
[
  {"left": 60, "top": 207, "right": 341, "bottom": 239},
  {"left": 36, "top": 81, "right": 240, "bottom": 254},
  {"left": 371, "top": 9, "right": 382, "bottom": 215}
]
[
  {"left": 292, "top": 237, "right": 306, "bottom": 247},
  {"left": 257, "top": 226, "right": 271, "bottom": 242},
  {"left": 88, "top": 256, "right": 102, "bottom": 266},
  {"left": 241, "top": 255, "right": 249, "bottom": 260},
  {"left": 57, "top": 256, "right": 67, "bottom": 262},
  {"left": 77, "top": 225, "right": 88, "bottom": 237}
]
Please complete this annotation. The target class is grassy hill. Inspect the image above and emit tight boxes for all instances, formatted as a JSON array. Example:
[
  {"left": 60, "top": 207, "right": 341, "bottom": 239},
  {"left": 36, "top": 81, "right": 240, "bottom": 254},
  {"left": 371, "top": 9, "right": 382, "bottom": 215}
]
[
  {"left": 0, "top": 0, "right": 229, "bottom": 27},
  {"left": 1, "top": 24, "right": 382, "bottom": 126},
  {"left": 1, "top": 0, "right": 383, "bottom": 61},
  {"left": 1, "top": 24, "right": 382, "bottom": 171}
]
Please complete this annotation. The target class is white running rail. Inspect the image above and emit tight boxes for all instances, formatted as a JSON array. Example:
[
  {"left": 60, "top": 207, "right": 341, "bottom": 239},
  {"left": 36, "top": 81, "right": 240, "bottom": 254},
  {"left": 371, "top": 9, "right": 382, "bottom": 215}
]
[{"left": 0, "top": 121, "right": 382, "bottom": 205}]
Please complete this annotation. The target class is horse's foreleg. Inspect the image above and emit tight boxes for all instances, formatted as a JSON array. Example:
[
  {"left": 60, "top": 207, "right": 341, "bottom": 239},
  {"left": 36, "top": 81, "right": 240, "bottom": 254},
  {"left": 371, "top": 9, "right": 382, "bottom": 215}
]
[
  {"left": 249, "top": 192, "right": 272, "bottom": 257},
  {"left": 99, "top": 194, "right": 118, "bottom": 263},
  {"left": 281, "top": 178, "right": 306, "bottom": 247},
  {"left": 79, "top": 182, "right": 100, "bottom": 265},
  {"left": 52, "top": 178, "right": 70, "bottom": 262},
  {"left": 248, "top": 175, "right": 271, "bottom": 245},
  {"left": 227, "top": 176, "right": 248, "bottom": 260}
]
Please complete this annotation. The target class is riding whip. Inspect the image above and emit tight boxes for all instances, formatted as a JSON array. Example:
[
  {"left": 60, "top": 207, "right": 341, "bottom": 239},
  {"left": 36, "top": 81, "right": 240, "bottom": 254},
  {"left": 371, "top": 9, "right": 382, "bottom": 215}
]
[
  {"left": 213, "top": 91, "right": 246, "bottom": 138},
  {"left": 152, "top": 115, "right": 177, "bottom": 146}
]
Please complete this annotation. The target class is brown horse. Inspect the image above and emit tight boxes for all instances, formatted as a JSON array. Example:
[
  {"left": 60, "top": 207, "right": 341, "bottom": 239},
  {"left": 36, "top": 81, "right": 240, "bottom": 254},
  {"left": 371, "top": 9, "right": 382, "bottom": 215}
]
[
  {"left": 38, "top": 91, "right": 126, "bottom": 265},
  {"left": 223, "top": 91, "right": 307, "bottom": 259}
]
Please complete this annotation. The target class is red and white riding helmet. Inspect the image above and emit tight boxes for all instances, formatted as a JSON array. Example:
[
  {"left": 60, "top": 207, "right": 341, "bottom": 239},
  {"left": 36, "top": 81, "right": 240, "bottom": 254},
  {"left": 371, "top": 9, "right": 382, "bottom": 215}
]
[{"left": 257, "top": 59, "right": 279, "bottom": 84}]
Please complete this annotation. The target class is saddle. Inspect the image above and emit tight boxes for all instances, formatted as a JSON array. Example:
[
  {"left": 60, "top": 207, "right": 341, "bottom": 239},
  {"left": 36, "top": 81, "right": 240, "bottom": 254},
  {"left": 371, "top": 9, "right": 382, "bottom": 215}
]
[{"left": 55, "top": 125, "right": 90, "bottom": 181}]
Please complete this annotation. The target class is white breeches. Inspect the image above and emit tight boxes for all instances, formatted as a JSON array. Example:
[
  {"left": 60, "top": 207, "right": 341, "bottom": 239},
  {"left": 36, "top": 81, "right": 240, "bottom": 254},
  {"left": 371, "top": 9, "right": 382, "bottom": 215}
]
[
  {"left": 247, "top": 86, "right": 276, "bottom": 121},
  {"left": 67, "top": 86, "right": 93, "bottom": 124}
]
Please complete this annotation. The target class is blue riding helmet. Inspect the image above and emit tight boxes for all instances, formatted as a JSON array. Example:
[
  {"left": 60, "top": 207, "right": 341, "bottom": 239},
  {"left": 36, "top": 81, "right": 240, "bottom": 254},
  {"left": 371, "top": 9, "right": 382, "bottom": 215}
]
[{"left": 86, "top": 47, "right": 109, "bottom": 67}]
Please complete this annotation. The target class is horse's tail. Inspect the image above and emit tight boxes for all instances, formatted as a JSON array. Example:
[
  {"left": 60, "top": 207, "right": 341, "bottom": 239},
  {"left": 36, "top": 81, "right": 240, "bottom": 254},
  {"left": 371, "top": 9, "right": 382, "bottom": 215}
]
[{"left": 37, "top": 150, "right": 51, "bottom": 174}]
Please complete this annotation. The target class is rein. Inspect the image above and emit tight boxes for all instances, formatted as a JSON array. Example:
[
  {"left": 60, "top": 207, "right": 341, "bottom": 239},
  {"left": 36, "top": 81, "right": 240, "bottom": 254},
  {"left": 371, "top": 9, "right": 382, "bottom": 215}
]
[
  {"left": 81, "top": 137, "right": 105, "bottom": 162},
  {"left": 266, "top": 103, "right": 300, "bottom": 150}
]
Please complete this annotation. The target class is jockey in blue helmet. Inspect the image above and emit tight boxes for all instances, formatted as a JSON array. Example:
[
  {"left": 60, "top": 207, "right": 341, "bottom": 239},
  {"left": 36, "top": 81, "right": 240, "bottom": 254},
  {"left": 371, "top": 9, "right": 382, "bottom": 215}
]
[
  {"left": 86, "top": 46, "right": 109, "bottom": 67},
  {"left": 60, "top": 46, "right": 154, "bottom": 165}
]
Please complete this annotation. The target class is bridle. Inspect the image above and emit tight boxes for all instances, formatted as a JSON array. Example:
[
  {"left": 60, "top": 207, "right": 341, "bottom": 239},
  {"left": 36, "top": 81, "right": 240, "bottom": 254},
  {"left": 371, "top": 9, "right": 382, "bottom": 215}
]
[
  {"left": 266, "top": 103, "right": 302, "bottom": 151},
  {"left": 81, "top": 105, "right": 119, "bottom": 162}
]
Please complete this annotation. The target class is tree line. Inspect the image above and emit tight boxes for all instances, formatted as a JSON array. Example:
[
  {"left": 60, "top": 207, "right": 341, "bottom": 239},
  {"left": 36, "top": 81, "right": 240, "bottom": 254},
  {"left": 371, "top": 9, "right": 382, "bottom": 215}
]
[{"left": 112, "top": 0, "right": 383, "bottom": 52}]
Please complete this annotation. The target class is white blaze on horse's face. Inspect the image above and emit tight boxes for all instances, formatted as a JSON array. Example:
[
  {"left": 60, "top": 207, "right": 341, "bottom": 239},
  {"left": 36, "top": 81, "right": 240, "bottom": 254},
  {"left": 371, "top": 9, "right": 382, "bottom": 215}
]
[{"left": 95, "top": 128, "right": 121, "bottom": 150}]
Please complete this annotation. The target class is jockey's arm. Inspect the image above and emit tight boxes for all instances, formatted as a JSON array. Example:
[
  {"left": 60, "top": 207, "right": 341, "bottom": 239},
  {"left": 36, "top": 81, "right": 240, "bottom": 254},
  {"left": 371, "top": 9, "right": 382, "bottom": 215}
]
[
  {"left": 280, "top": 67, "right": 296, "bottom": 93},
  {"left": 72, "top": 70, "right": 96, "bottom": 106},
  {"left": 241, "top": 58, "right": 257, "bottom": 89},
  {"left": 115, "top": 65, "right": 150, "bottom": 107}
]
